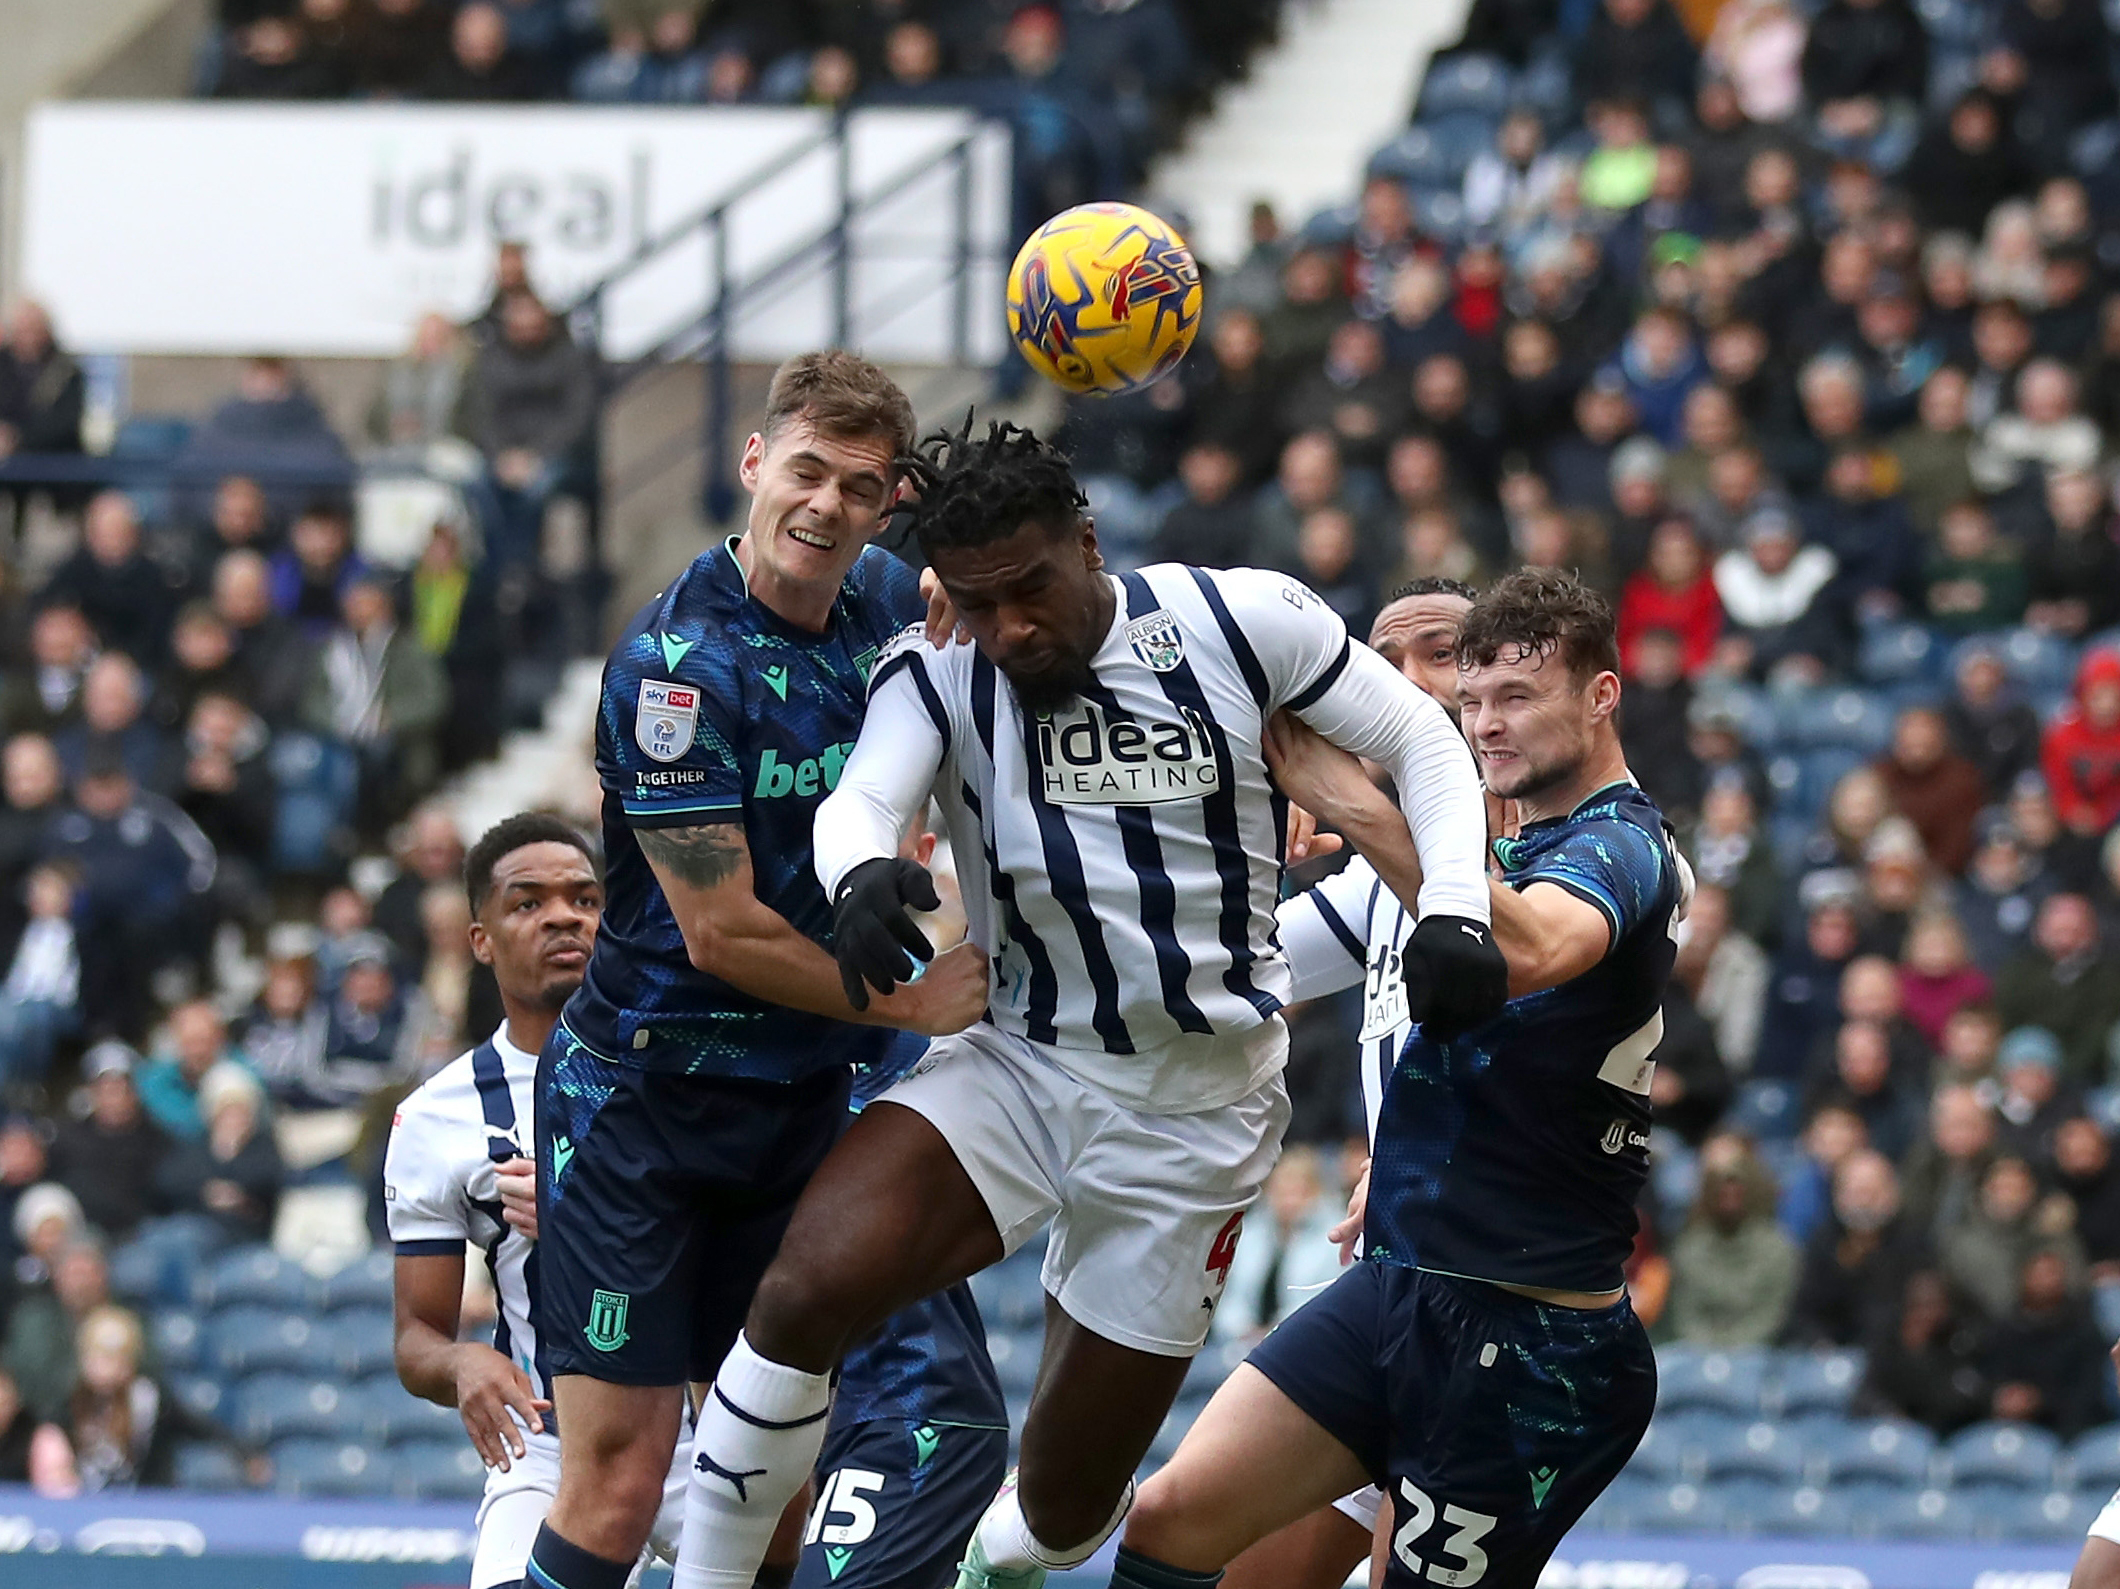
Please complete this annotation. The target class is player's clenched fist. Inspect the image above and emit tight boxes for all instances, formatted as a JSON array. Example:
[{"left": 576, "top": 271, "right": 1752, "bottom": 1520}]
[
  {"left": 453, "top": 1344, "right": 549, "bottom": 1471},
  {"left": 831, "top": 856, "right": 942, "bottom": 1008},
  {"left": 1403, "top": 913, "right": 1509, "bottom": 1038},
  {"left": 895, "top": 939, "right": 990, "bottom": 1036}
]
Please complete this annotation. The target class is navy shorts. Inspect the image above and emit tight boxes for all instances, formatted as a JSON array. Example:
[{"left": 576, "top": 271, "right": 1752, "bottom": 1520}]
[
  {"left": 1248, "top": 1264, "right": 1655, "bottom": 1589},
  {"left": 537, "top": 1024, "right": 850, "bottom": 1385},
  {"left": 794, "top": 1418, "right": 1010, "bottom": 1589}
]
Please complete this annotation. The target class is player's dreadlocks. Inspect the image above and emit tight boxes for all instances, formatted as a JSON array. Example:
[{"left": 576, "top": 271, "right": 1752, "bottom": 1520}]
[{"left": 893, "top": 416, "right": 1088, "bottom": 552}]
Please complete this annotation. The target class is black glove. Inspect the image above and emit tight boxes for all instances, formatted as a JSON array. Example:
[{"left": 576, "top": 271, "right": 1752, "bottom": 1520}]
[
  {"left": 831, "top": 857, "right": 941, "bottom": 1011},
  {"left": 1403, "top": 914, "right": 1509, "bottom": 1039}
]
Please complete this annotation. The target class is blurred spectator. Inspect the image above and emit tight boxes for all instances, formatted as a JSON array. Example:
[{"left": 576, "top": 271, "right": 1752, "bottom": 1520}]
[
  {"left": 1619, "top": 629, "right": 1702, "bottom": 820},
  {"left": 1798, "top": 0, "right": 1926, "bottom": 170},
  {"left": 299, "top": 935, "right": 424, "bottom": 1110},
  {"left": 1280, "top": 320, "right": 1404, "bottom": 470},
  {"left": 1651, "top": 984, "right": 1734, "bottom": 1143},
  {"left": 1944, "top": 645, "right": 2043, "bottom": 800},
  {"left": 2042, "top": 651, "right": 2120, "bottom": 837},
  {"left": 1574, "top": 0, "right": 1697, "bottom": 115},
  {"left": 0, "top": 735, "right": 63, "bottom": 916},
  {"left": 367, "top": 312, "right": 471, "bottom": 450},
  {"left": 1712, "top": 507, "right": 1841, "bottom": 680},
  {"left": 3, "top": 1240, "right": 111, "bottom": 1423},
  {"left": 466, "top": 292, "right": 597, "bottom": 570},
  {"left": 1887, "top": 367, "right": 1977, "bottom": 536},
  {"left": 211, "top": 551, "right": 314, "bottom": 728},
  {"left": 1804, "top": 1017, "right": 1921, "bottom": 1159},
  {"left": 271, "top": 499, "right": 369, "bottom": 639},
  {"left": 372, "top": 805, "right": 464, "bottom": 976},
  {"left": 174, "top": 358, "right": 351, "bottom": 515},
  {"left": 422, "top": 1, "right": 539, "bottom": 97},
  {"left": 1290, "top": 507, "right": 1374, "bottom": 634},
  {"left": 1979, "top": 1247, "right": 2107, "bottom": 1434},
  {"left": 408, "top": 520, "right": 505, "bottom": 770},
  {"left": 136, "top": 1001, "right": 243, "bottom": 1142},
  {"left": 1856, "top": 1269, "right": 1991, "bottom": 1432},
  {"left": 0, "top": 1368, "right": 51, "bottom": 1486},
  {"left": 1675, "top": 881, "right": 1770, "bottom": 1073},
  {"left": 41, "top": 494, "right": 177, "bottom": 668},
  {"left": 1811, "top": 447, "right": 1919, "bottom": 619},
  {"left": 1973, "top": 360, "right": 2102, "bottom": 495},
  {"left": 1942, "top": 1152, "right": 2078, "bottom": 1320},
  {"left": 1183, "top": 309, "right": 1280, "bottom": 481},
  {"left": 240, "top": 952, "right": 328, "bottom": 1108},
  {"left": 156, "top": 603, "right": 250, "bottom": 738},
  {"left": 1954, "top": 812, "right": 2049, "bottom": 971},
  {"left": 213, "top": 16, "right": 345, "bottom": 97},
  {"left": 1343, "top": 179, "right": 1423, "bottom": 326},
  {"left": 66, "top": 1302, "right": 243, "bottom": 1489},
  {"left": 153, "top": 1064, "right": 281, "bottom": 1246},
  {"left": 2054, "top": 1116, "right": 2120, "bottom": 1279},
  {"left": 1608, "top": 307, "right": 1705, "bottom": 447},
  {"left": 1210, "top": 1146, "right": 1342, "bottom": 1343},
  {"left": 1902, "top": 1082, "right": 1999, "bottom": 1243},
  {"left": 0, "top": 865, "right": 79, "bottom": 1094},
  {"left": 1689, "top": 773, "right": 1782, "bottom": 953},
  {"left": 177, "top": 691, "right": 275, "bottom": 916},
  {"left": 1991, "top": 1024, "right": 2081, "bottom": 1160},
  {"left": 1876, "top": 707, "right": 1986, "bottom": 874},
  {"left": 1262, "top": 248, "right": 1346, "bottom": 371},
  {"left": 1994, "top": 893, "right": 2120, "bottom": 1082},
  {"left": 54, "top": 654, "right": 178, "bottom": 799},
  {"left": 2024, "top": 468, "right": 2120, "bottom": 641},
  {"left": 1464, "top": 111, "right": 1570, "bottom": 237},
  {"left": 1152, "top": 443, "right": 1253, "bottom": 568},
  {"left": 1991, "top": 0, "right": 2116, "bottom": 165},
  {"left": 0, "top": 607, "right": 93, "bottom": 740},
  {"left": 1619, "top": 518, "right": 1722, "bottom": 678},
  {"left": 351, "top": 0, "right": 452, "bottom": 94},
  {"left": 46, "top": 1047, "right": 166, "bottom": 1242},
  {"left": 1758, "top": 877, "right": 1863, "bottom": 1078},
  {"left": 303, "top": 575, "right": 449, "bottom": 832},
  {"left": 0, "top": 302, "right": 84, "bottom": 472},
  {"left": 1897, "top": 912, "right": 1991, "bottom": 1049},
  {"left": 1902, "top": 91, "right": 2037, "bottom": 239},
  {"left": 1668, "top": 1133, "right": 1799, "bottom": 1346},
  {"left": 1786, "top": 1147, "right": 1927, "bottom": 1344}
]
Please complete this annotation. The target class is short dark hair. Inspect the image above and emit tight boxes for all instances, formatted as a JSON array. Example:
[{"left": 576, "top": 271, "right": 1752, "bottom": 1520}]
[
  {"left": 464, "top": 813, "right": 596, "bottom": 913},
  {"left": 1457, "top": 568, "right": 1619, "bottom": 684},
  {"left": 1386, "top": 577, "right": 1478, "bottom": 605},
  {"left": 894, "top": 417, "right": 1087, "bottom": 552},
  {"left": 762, "top": 351, "right": 918, "bottom": 458}
]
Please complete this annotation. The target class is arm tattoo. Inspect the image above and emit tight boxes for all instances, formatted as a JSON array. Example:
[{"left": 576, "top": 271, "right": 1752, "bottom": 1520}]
[{"left": 637, "top": 822, "right": 747, "bottom": 890}]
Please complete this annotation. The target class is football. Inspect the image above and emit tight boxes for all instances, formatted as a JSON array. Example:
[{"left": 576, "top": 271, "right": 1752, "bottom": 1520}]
[{"left": 1004, "top": 201, "right": 1205, "bottom": 396}]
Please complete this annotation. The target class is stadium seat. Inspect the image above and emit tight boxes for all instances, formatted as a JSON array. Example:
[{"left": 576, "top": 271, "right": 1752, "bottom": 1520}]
[
  {"left": 1723, "top": 1483, "right": 1850, "bottom": 1537},
  {"left": 111, "top": 415, "right": 194, "bottom": 461},
  {"left": 354, "top": 1375, "right": 464, "bottom": 1444},
  {"left": 1410, "top": 188, "right": 1470, "bottom": 245},
  {"left": 986, "top": 1330, "right": 1041, "bottom": 1401},
  {"left": 271, "top": 1438, "right": 396, "bottom": 1497},
  {"left": 1729, "top": 1080, "right": 1799, "bottom": 1142},
  {"left": 1626, "top": 1412, "right": 1747, "bottom": 1482},
  {"left": 171, "top": 1374, "right": 227, "bottom": 1423},
  {"left": 1859, "top": 621, "right": 1945, "bottom": 686},
  {"left": 1775, "top": 1350, "right": 1865, "bottom": 1419},
  {"left": 1778, "top": 687, "right": 1894, "bottom": 753},
  {"left": 1810, "top": 1419, "right": 1937, "bottom": 1486},
  {"left": 1416, "top": 53, "right": 1516, "bottom": 120},
  {"left": 1945, "top": 1422, "right": 2062, "bottom": 1490},
  {"left": 1915, "top": 0, "right": 1992, "bottom": 46},
  {"left": 171, "top": 1441, "right": 247, "bottom": 1492},
  {"left": 209, "top": 1307, "right": 326, "bottom": 1376},
  {"left": 391, "top": 1438, "right": 489, "bottom": 1501},
  {"left": 968, "top": 1262, "right": 1046, "bottom": 1333},
  {"left": 1511, "top": 51, "right": 1574, "bottom": 125},
  {"left": 1997, "top": 1490, "right": 2101, "bottom": 1541},
  {"left": 317, "top": 1250, "right": 395, "bottom": 1311},
  {"left": 232, "top": 1374, "right": 351, "bottom": 1443},
  {"left": 2070, "top": 1425, "right": 2120, "bottom": 1492},
  {"left": 1628, "top": 1481, "right": 1728, "bottom": 1535},
  {"left": 151, "top": 1308, "right": 205, "bottom": 1374},
  {"left": 317, "top": 1308, "right": 397, "bottom": 1377},
  {"left": 1654, "top": 1348, "right": 1770, "bottom": 1419},
  {"left": 1577, "top": 1475, "right": 1654, "bottom": 1532},
  {"left": 1987, "top": 628, "right": 2078, "bottom": 694},
  {"left": 1298, "top": 203, "right": 1359, "bottom": 249},
  {"left": 1695, "top": 1420, "right": 1810, "bottom": 1485},
  {"left": 198, "top": 1246, "right": 313, "bottom": 1311},
  {"left": 1872, "top": 1486, "right": 1978, "bottom": 1540},
  {"left": 1370, "top": 126, "right": 1477, "bottom": 188}
]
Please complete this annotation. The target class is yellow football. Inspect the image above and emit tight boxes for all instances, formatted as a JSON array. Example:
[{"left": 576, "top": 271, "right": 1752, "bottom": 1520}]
[{"left": 1004, "top": 201, "right": 1205, "bottom": 396}]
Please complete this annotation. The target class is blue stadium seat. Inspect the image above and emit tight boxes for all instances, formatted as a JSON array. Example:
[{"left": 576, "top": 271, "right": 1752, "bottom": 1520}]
[
  {"left": 1811, "top": 1419, "right": 1937, "bottom": 1486},
  {"left": 171, "top": 1374, "right": 227, "bottom": 1424},
  {"left": 271, "top": 1438, "right": 395, "bottom": 1497},
  {"left": 1945, "top": 1422, "right": 2062, "bottom": 1490},
  {"left": 1725, "top": 1483, "right": 1850, "bottom": 1537},
  {"left": 391, "top": 1438, "right": 488, "bottom": 1501},
  {"left": 209, "top": 1307, "right": 326, "bottom": 1376},
  {"left": 198, "top": 1246, "right": 312, "bottom": 1311},
  {"left": 1987, "top": 628, "right": 2078, "bottom": 694},
  {"left": 968, "top": 1262, "right": 1046, "bottom": 1332},
  {"left": 1629, "top": 1482, "right": 1728, "bottom": 1534},
  {"left": 1370, "top": 126, "right": 1476, "bottom": 188},
  {"left": 986, "top": 1330, "right": 1041, "bottom": 1401},
  {"left": 2070, "top": 1425, "right": 2120, "bottom": 1492},
  {"left": 1410, "top": 188, "right": 1470, "bottom": 245},
  {"left": 1695, "top": 1420, "right": 1810, "bottom": 1485},
  {"left": 1873, "top": 1486, "right": 1978, "bottom": 1540},
  {"left": 317, "top": 1308, "right": 396, "bottom": 1377},
  {"left": 1779, "top": 687, "right": 1894, "bottom": 753},
  {"left": 1859, "top": 621, "right": 1945, "bottom": 686},
  {"left": 1729, "top": 1080, "right": 1799, "bottom": 1142},
  {"left": 1417, "top": 53, "right": 1516, "bottom": 120},
  {"left": 1775, "top": 1350, "right": 1865, "bottom": 1419},
  {"left": 1512, "top": 52, "right": 1574, "bottom": 125},
  {"left": 354, "top": 1375, "right": 464, "bottom": 1444},
  {"left": 1654, "top": 1348, "right": 1770, "bottom": 1419},
  {"left": 1835, "top": 1479, "right": 1919, "bottom": 1537},
  {"left": 232, "top": 1374, "right": 352, "bottom": 1443},
  {"left": 171, "top": 1441, "right": 247, "bottom": 1492},
  {"left": 1298, "top": 203, "right": 1359, "bottom": 249},
  {"left": 1915, "top": 0, "right": 1992, "bottom": 46},
  {"left": 1575, "top": 1478, "right": 1645, "bottom": 1533},
  {"left": 111, "top": 415, "right": 194, "bottom": 461},
  {"left": 1621, "top": 1416, "right": 1710, "bottom": 1482},
  {"left": 151, "top": 1308, "right": 205, "bottom": 1374},
  {"left": 317, "top": 1250, "right": 395, "bottom": 1312},
  {"left": 1998, "top": 1490, "right": 2101, "bottom": 1541}
]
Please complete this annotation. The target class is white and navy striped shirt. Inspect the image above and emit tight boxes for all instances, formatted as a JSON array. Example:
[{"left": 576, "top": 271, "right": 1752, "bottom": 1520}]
[
  {"left": 815, "top": 564, "right": 1490, "bottom": 1114},
  {"left": 1278, "top": 856, "right": 1412, "bottom": 1147},
  {"left": 383, "top": 1027, "right": 550, "bottom": 1408}
]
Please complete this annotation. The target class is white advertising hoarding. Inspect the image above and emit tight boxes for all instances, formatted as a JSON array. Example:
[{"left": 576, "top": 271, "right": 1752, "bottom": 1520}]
[{"left": 22, "top": 103, "right": 1010, "bottom": 361}]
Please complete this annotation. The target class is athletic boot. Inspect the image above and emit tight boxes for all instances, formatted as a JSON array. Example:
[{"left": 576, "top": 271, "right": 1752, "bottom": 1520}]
[{"left": 952, "top": 1534, "right": 1047, "bottom": 1589}]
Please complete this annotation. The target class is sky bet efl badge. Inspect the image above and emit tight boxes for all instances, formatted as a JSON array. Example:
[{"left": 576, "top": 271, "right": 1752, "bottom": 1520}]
[
  {"left": 636, "top": 679, "right": 699, "bottom": 763},
  {"left": 1125, "top": 610, "right": 1184, "bottom": 672}
]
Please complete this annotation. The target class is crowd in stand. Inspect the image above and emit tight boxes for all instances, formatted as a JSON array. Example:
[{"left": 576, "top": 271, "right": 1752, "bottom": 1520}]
[{"left": 1095, "top": 0, "right": 2120, "bottom": 1443}]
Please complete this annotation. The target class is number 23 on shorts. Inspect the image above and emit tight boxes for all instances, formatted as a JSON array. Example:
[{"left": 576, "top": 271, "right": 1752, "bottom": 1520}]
[{"left": 1391, "top": 1480, "right": 1498, "bottom": 1588}]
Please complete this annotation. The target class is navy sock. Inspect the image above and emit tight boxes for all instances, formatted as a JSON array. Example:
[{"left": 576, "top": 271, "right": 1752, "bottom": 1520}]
[
  {"left": 1109, "top": 1546, "right": 1224, "bottom": 1589},
  {"left": 752, "top": 1562, "right": 796, "bottom": 1589},
  {"left": 525, "top": 1524, "right": 633, "bottom": 1589}
]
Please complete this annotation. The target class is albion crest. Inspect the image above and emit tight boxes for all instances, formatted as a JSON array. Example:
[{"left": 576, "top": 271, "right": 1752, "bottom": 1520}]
[
  {"left": 636, "top": 679, "right": 699, "bottom": 763},
  {"left": 1125, "top": 610, "right": 1184, "bottom": 672}
]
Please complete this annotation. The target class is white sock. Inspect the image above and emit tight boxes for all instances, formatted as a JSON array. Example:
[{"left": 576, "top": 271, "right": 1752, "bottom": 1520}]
[
  {"left": 973, "top": 1474, "right": 1136, "bottom": 1573},
  {"left": 671, "top": 1333, "right": 833, "bottom": 1589}
]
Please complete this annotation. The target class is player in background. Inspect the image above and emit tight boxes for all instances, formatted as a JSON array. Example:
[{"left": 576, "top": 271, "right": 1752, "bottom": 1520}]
[
  {"left": 1109, "top": 570, "right": 1672, "bottom": 1589},
  {"left": 528, "top": 354, "right": 989, "bottom": 1589},
  {"left": 1221, "top": 577, "right": 1477, "bottom": 1589},
  {"left": 386, "top": 814, "right": 688, "bottom": 1587},
  {"left": 673, "top": 421, "right": 1503, "bottom": 1589}
]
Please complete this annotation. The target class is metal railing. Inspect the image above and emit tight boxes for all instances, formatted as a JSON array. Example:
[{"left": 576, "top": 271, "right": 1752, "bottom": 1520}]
[{"left": 562, "top": 111, "right": 994, "bottom": 521}]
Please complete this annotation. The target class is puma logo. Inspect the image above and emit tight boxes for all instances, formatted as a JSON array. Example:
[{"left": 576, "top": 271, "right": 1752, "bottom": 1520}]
[
  {"left": 1461, "top": 925, "right": 1486, "bottom": 944},
  {"left": 695, "top": 1449, "right": 768, "bottom": 1501}
]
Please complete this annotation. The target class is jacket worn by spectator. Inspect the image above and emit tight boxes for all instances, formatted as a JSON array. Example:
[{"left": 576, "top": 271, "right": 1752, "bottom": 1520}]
[
  {"left": 2043, "top": 651, "right": 2120, "bottom": 835},
  {"left": 0, "top": 337, "right": 84, "bottom": 457},
  {"left": 1668, "top": 1143, "right": 1799, "bottom": 1346},
  {"left": 467, "top": 315, "right": 598, "bottom": 465},
  {"left": 1799, "top": 0, "right": 1928, "bottom": 108}
]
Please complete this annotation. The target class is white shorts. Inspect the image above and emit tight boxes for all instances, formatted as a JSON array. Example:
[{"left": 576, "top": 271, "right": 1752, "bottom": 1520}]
[
  {"left": 2091, "top": 1486, "right": 2120, "bottom": 1545},
  {"left": 1333, "top": 1485, "right": 1384, "bottom": 1535},
  {"left": 471, "top": 1420, "right": 692, "bottom": 1588},
  {"left": 879, "top": 1020, "right": 1291, "bottom": 1357}
]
